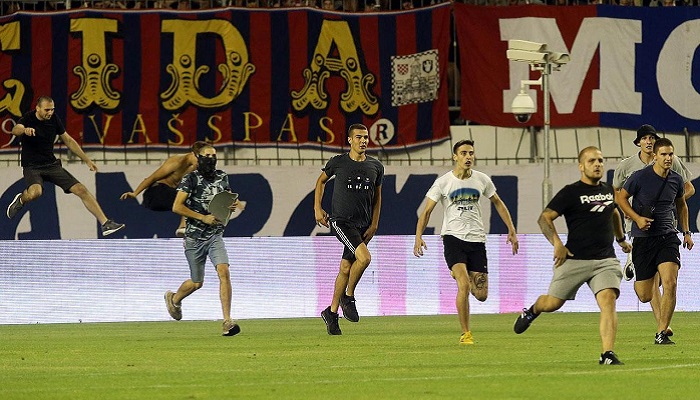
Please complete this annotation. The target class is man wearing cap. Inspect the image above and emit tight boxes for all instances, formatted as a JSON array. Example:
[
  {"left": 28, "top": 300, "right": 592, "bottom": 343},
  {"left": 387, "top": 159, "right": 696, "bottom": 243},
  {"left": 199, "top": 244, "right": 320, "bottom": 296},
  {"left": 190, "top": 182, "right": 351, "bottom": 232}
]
[{"left": 613, "top": 124, "right": 694, "bottom": 339}]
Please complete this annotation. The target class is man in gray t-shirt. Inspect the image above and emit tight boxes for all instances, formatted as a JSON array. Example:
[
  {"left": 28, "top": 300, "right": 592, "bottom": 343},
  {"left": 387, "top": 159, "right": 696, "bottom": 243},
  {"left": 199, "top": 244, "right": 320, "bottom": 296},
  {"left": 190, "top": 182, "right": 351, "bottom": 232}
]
[
  {"left": 164, "top": 144, "right": 243, "bottom": 337},
  {"left": 612, "top": 124, "right": 694, "bottom": 339},
  {"left": 314, "top": 123, "right": 384, "bottom": 336}
]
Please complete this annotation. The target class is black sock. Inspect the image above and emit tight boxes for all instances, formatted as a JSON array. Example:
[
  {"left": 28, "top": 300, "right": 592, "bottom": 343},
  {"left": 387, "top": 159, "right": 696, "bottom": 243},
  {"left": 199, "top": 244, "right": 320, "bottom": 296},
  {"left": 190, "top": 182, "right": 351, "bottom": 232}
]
[{"left": 529, "top": 305, "right": 539, "bottom": 318}]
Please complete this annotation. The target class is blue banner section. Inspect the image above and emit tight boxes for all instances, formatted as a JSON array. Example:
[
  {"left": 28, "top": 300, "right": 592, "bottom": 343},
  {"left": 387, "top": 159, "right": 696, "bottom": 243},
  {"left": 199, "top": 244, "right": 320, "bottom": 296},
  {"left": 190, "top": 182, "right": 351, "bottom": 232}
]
[
  {"left": 1, "top": 164, "right": 699, "bottom": 240},
  {"left": 597, "top": 5, "right": 700, "bottom": 131}
]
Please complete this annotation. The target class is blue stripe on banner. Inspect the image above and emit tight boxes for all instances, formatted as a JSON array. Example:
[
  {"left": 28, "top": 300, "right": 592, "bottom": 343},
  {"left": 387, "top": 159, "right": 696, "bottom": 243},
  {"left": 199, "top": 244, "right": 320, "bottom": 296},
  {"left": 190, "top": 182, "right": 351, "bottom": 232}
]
[
  {"left": 51, "top": 14, "right": 70, "bottom": 128},
  {"left": 158, "top": 13, "right": 175, "bottom": 143},
  {"left": 415, "top": 8, "right": 433, "bottom": 143},
  {"left": 122, "top": 13, "right": 142, "bottom": 146},
  {"left": 270, "top": 11, "right": 290, "bottom": 142},
  {"left": 229, "top": 9, "right": 251, "bottom": 143},
  {"left": 195, "top": 13, "right": 218, "bottom": 143},
  {"left": 378, "top": 14, "right": 397, "bottom": 143}
]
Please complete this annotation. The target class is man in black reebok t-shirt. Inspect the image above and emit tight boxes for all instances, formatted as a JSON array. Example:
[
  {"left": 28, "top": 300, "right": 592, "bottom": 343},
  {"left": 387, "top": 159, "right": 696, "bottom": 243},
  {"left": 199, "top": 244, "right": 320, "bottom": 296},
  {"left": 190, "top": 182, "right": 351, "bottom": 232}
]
[
  {"left": 6, "top": 96, "right": 124, "bottom": 237},
  {"left": 314, "top": 123, "right": 384, "bottom": 335},
  {"left": 513, "top": 146, "right": 631, "bottom": 365}
]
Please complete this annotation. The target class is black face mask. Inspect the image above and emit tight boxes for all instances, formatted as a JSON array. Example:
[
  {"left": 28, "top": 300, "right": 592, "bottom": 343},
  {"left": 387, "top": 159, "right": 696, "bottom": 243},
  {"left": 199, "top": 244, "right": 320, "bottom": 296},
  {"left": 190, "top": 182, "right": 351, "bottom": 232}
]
[{"left": 197, "top": 155, "right": 217, "bottom": 181}]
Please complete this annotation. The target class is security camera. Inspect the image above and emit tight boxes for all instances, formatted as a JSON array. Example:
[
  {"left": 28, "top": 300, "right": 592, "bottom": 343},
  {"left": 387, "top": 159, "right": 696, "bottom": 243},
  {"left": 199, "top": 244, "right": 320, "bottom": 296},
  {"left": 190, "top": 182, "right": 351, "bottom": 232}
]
[
  {"left": 507, "top": 40, "right": 548, "bottom": 63},
  {"left": 549, "top": 51, "right": 570, "bottom": 65},
  {"left": 511, "top": 91, "right": 535, "bottom": 123},
  {"left": 506, "top": 39, "right": 570, "bottom": 66},
  {"left": 508, "top": 40, "right": 547, "bottom": 52}
]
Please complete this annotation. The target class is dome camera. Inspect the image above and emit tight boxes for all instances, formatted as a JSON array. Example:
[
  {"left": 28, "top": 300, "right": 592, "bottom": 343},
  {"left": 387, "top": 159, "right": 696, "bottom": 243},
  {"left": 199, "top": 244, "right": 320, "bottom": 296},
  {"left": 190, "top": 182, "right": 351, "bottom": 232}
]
[{"left": 511, "top": 91, "right": 536, "bottom": 124}]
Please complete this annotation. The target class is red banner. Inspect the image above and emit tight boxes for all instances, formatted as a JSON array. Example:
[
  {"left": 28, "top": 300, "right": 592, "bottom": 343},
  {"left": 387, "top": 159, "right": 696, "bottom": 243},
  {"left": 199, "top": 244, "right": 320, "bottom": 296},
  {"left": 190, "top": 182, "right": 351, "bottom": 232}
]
[
  {"left": 0, "top": 5, "right": 451, "bottom": 151},
  {"left": 455, "top": 4, "right": 598, "bottom": 128}
]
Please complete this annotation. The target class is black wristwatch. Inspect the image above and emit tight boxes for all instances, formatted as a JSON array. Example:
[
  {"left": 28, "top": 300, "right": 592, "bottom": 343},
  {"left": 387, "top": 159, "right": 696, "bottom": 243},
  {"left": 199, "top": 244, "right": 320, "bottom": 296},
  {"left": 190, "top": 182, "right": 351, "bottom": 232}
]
[
  {"left": 683, "top": 231, "right": 692, "bottom": 236},
  {"left": 616, "top": 235, "right": 626, "bottom": 243}
]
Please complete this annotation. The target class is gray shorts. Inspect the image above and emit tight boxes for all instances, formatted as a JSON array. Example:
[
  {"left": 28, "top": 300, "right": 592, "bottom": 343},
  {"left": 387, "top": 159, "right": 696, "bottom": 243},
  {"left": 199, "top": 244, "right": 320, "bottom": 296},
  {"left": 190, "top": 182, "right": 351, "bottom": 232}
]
[
  {"left": 184, "top": 235, "right": 229, "bottom": 283},
  {"left": 548, "top": 258, "right": 623, "bottom": 300}
]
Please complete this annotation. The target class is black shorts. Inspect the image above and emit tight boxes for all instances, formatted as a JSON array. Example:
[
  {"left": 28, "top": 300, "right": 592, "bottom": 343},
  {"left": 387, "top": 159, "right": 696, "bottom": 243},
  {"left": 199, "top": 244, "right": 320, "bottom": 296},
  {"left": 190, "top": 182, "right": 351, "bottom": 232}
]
[
  {"left": 143, "top": 183, "right": 178, "bottom": 211},
  {"left": 632, "top": 234, "right": 682, "bottom": 281},
  {"left": 330, "top": 219, "right": 368, "bottom": 262},
  {"left": 443, "top": 234, "right": 488, "bottom": 273},
  {"left": 23, "top": 160, "right": 80, "bottom": 194}
]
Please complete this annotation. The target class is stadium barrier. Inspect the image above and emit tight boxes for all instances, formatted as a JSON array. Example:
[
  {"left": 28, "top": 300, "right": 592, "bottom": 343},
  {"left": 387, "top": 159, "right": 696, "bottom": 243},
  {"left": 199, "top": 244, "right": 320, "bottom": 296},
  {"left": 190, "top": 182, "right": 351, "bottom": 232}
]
[{"left": 1, "top": 234, "right": 698, "bottom": 324}]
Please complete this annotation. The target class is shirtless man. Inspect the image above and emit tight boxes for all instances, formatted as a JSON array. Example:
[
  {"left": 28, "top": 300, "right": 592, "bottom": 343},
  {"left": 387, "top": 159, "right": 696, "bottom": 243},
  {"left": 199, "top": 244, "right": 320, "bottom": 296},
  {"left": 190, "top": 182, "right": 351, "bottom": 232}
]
[{"left": 120, "top": 141, "right": 206, "bottom": 236}]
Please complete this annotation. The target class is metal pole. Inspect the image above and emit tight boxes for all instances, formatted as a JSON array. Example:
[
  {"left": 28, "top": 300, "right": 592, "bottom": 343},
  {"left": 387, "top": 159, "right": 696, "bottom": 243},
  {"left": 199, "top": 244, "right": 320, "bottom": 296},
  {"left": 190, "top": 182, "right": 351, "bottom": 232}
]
[{"left": 542, "top": 63, "right": 553, "bottom": 209}]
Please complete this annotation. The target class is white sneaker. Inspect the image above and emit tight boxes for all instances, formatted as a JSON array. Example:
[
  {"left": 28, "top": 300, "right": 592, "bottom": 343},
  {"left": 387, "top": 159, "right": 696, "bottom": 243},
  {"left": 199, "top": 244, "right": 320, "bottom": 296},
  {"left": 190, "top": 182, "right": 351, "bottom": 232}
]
[
  {"left": 623, "top": 253, "right": 635, "bottom": 281},
  {"left": 6, "top": 193, "right": 23, "bottom": 219}
]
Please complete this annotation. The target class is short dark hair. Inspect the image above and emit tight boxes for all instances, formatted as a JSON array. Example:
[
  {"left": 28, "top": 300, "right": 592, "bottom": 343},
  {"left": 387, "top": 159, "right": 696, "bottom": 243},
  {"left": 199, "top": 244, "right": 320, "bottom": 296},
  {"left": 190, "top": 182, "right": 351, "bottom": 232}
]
[
  {"left": 191, "top": 141, "right": 209, "bottom": 154},
  {"left": 452, "top": 139, "right": 474, "bottom": 154},
  {"left": 36, "top": 96, "right": 54, "bottom": 107},
  {"left": 653, "top": 137, "right": 674, "bottom": 154},
  {"left": 347, "top": 123, "right": 368, "bottom": 138}
]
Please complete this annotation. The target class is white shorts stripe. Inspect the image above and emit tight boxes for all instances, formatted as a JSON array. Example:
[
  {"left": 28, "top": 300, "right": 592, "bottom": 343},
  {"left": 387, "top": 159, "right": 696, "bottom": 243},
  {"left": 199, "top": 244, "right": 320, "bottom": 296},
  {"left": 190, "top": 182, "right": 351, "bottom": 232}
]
[{"left": 331, "top": 220, "right": 356, "bottom": 254}]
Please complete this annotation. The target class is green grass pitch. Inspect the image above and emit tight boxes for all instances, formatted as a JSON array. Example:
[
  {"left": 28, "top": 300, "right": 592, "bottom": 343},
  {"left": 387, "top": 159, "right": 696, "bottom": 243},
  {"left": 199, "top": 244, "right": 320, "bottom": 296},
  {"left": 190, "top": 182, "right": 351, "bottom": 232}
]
[{"left": 2, "top": 312, "right": 698, "bottom": 399}]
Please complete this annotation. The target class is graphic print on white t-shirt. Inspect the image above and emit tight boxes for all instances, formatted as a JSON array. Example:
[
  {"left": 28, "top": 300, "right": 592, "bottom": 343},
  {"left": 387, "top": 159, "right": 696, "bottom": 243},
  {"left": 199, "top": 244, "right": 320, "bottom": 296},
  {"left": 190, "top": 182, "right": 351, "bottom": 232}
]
[
  {"left": 426, "top": 170, "right": 496, "bottom": 243},
  {"left": 450, "top": 187, "right": 480, "bottom": 214}
]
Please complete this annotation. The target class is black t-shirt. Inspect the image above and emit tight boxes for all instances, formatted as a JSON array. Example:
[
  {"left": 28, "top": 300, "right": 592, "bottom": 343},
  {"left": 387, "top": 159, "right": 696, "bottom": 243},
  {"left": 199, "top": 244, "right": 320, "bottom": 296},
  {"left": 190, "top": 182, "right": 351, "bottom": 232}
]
[
  {"left": 546, "top": 180, "right": 616, "bottom": 260},
  {"left": 17, "top": 111, "right": 67, "bottom": 168},
  {"left": 622, "top": 166, "right": 684, "bottom": 237},
  {"left": 322, "top": 153, "right": 384, "bottom": 228}
]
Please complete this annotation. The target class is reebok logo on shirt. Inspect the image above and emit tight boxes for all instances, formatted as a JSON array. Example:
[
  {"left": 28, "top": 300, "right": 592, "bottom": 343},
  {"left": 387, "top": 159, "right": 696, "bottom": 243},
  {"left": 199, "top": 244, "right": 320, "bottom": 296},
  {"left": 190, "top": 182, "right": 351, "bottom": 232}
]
[
  {"left": 579, "top": 193, "right": 614, "bottom": 203},
  {"left": 580, "top": 193, "right": 614, "bottom": 213},
  {"left": 589, "top": 200, "right": 614, "bottom": 213}
]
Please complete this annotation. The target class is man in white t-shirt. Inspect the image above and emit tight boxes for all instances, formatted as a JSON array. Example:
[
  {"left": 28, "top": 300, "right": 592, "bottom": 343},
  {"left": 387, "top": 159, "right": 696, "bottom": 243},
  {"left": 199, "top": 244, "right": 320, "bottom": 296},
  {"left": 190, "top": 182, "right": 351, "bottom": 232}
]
[{"left": 413, "top": 139, "right": 518, "bottom": 345}]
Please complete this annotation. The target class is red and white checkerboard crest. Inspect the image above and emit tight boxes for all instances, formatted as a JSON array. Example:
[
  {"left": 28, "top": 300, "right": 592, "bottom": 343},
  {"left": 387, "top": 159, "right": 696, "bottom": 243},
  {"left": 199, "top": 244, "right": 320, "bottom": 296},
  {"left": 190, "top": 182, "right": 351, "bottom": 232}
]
[{"left": 391, "top": 49, "right": 440, "bottom": 107}]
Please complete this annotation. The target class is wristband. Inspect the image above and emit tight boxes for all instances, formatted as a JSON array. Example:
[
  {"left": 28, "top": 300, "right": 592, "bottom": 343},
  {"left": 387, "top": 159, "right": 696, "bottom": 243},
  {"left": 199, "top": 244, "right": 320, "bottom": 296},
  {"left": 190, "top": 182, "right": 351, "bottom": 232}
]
[
  {"left": 683, "top": 231, "right": 692, "bottom": 236},
  {"left": 616, "top": 235, "right": 626, "bottom": 243}
]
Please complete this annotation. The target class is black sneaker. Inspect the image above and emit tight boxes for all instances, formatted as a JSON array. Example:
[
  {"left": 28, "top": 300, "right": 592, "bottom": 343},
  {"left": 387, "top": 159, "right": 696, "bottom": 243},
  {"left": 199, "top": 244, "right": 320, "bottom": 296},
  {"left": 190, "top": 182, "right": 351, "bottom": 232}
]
[
  {"left": 222, "top": 319, "right": 241, "bottom": 337},
  {"left": 339, "top": 294, "right": 359, "bottom": 322},
  {"left": 513, "top": 307, "right": 538, "bottom": 334},
  {"left": 6, "top": 193, "right": 23, "bottom": 219},
  {"left": 102, "top": 219, "right": 125, "bottom": 236},
  {"left": 599, "top": 351, "right": 624, "bottom": 365},
  {"left": 321, "top": 306, "right": 342, "bottom": 335},
  {"left": 655, "top": 331, "right": 675, "bottom": 345}
]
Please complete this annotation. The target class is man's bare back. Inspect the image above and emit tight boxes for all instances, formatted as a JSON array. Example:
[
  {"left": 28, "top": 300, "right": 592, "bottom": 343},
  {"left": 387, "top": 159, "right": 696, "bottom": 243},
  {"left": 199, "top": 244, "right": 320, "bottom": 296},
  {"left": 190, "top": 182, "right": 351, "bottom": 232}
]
[{"left": 157, "top": 153, "right": 198, "bottom": 188}]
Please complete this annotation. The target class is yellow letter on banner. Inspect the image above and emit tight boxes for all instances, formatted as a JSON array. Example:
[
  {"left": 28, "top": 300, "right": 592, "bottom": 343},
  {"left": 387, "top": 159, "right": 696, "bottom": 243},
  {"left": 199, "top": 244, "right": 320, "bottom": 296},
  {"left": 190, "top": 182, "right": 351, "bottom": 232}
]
[
  {"left": 127, "top": 114, "right": 152, "bottom": 144},
  {"left": 70, "top": 18, "right": 121, "bottom": 111},
  {"left": 243, "top": 112, "right": 263, "bottom": 142},
  {"left": 207, "top": 115, "right": 223, "bottom": 143},
  {"left": 161, "top": 20, "right": 255, "bottom": 110},
  {"left": 291, "top": 20, "right": 378, "bottom": 116},
  {"left": 0, "top": 21, "right": 24, "bottom": 117},
  {"left": 86, "top": 114, "right": 114, "bottom": 145},
  {"left": 318, "top": 116, "right": 335, "bottom": 144},
  {"left": 167, "top": 114, "right": 185, "bottom": 145},
  {"left": 276, "top": 114, "right": 298, "bottom": 143}
]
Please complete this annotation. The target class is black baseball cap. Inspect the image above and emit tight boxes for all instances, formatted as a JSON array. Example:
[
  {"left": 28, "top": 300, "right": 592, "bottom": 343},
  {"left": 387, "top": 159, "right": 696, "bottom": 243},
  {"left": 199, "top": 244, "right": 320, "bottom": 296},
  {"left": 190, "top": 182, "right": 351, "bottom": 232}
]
[{"left": 634, "top": 124, "right": 660, "bottom": 145}]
